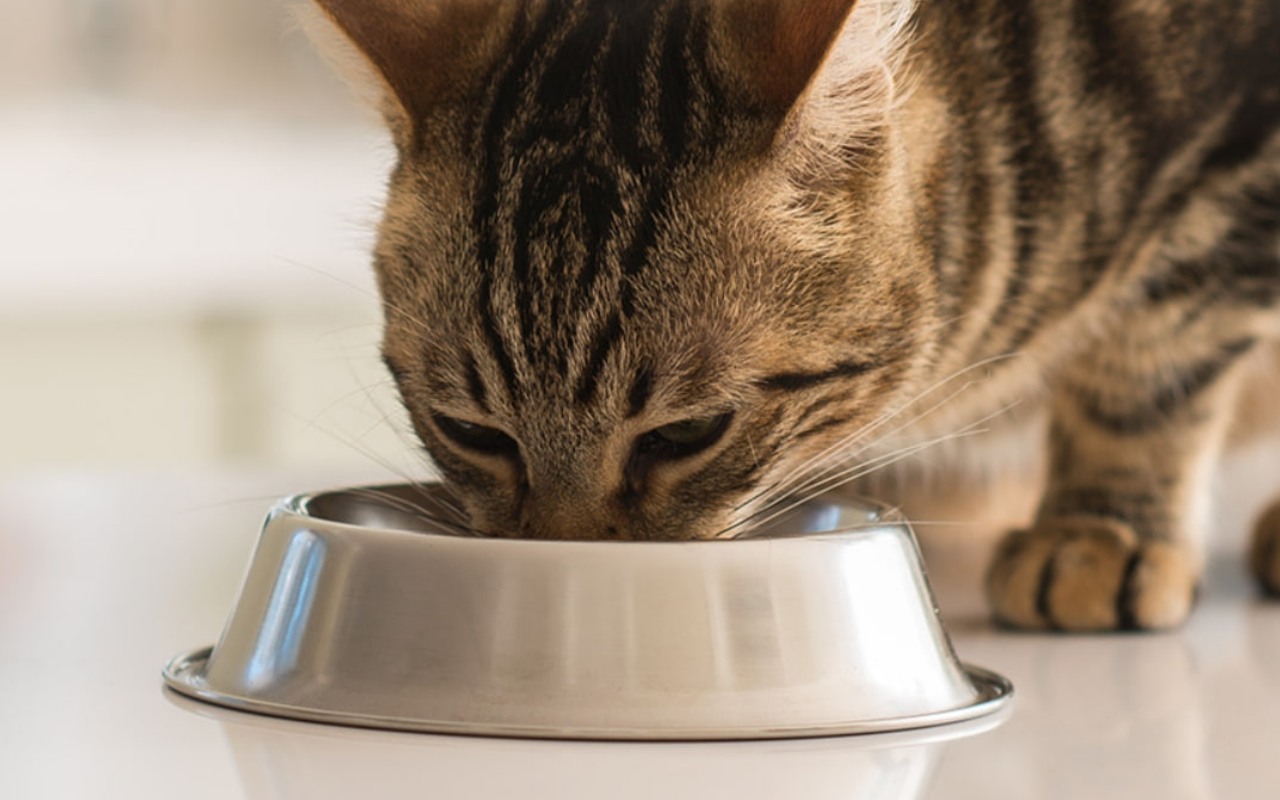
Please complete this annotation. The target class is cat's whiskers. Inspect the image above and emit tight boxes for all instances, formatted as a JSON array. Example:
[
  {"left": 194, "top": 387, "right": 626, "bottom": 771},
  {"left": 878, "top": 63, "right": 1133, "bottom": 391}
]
[
  {"left": 337, "top": 445, "right": 474, "bottom": 534},
  {"left": 277, "top": 255, "right": 456, "bottom": 348},
  {"left": 737, "top": 352, "right": 1020, "bottom": 513},
  {"left": 279, "top": 350, "right": 455, "bottom": 510},
  {"left": 287, "top": 411, "right": 476, "bottom": 535},
  {"left": 768, "top": 351, "right": 1020, "bottom": 497},
  {"left": 344, "top": 486, "right": 479, "bottom": 537},
  {"left": 718, "top": 422, "right": 988, "bottom": 538},
  {"left": 747, "top": 377, "right": 981, "bottom": 513},
  {"left": 764, "top": 400, "right": 1019, "bottom": 522},
  {"left": 717, "top": 400, "right": 1017, "bottom": 539},
  {"left": 745, "top": 432, "right": 762, "bottom": 471},
  {"left": 727, "top": 353, "right": 1024, "bottom": 527},
  {"left": 301, "top": 377, "right": 399, "bottom": 432},
  {"left": 733, "top": 518, "right": 989, "bottom": 540},
  {"left": 342, "top": 363, "right": 479, "bottom": 530}
]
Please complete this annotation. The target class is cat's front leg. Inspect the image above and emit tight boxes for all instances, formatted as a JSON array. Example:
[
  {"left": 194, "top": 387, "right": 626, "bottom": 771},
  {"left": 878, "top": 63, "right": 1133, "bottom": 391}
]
[{"left": 985, "top": 329, "right": 1258, "bottom": 631}]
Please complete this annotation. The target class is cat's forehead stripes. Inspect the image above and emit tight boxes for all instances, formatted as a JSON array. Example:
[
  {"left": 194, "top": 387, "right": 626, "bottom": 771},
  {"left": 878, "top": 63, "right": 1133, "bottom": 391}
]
[
  {"left": 464, "top": 0, "right": 733, "bottom": 410},
  {"left": 756, "top": 359, "right": 884, "bottom": 392},
  {"left": 463, "top": 354, "right": 491, "bottom": 413},
  {"left": 626, "top": 366, "right": 655, "bottom": 419}
]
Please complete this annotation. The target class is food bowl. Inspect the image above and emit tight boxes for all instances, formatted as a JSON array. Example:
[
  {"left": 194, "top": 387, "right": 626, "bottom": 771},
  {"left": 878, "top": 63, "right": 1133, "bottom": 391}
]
[{"left": 164, "top": 484, "right": 1011, "bottom": 740}]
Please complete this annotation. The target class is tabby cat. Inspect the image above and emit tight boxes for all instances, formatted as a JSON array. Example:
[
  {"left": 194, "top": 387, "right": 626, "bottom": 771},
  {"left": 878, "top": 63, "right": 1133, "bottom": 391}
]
[{"left": 309, "top": 0, "right": 1280, "bottom": 631}]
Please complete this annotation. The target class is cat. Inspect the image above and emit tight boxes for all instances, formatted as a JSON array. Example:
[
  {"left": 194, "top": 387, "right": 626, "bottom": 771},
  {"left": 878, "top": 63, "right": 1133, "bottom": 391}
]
[{"left": 306, "top": 0, "right": 1280, "bottom": 631}]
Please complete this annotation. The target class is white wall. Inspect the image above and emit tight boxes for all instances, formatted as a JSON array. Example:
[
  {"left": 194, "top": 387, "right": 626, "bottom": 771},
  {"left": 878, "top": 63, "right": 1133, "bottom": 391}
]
[{"left": 0, "top": 0, "right": 424, "bottom": 477}]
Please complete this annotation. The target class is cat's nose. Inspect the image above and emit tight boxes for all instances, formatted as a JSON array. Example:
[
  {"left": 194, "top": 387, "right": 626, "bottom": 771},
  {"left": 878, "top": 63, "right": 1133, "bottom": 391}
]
[{"left": 519, "top": 496, "right": 628, "bottom": 541}]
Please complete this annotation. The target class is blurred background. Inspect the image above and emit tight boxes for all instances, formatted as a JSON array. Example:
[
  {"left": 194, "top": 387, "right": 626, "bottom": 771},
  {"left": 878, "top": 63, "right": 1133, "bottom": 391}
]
[{"left": 1, "top": 0, "right": 423, "bottom": 479}]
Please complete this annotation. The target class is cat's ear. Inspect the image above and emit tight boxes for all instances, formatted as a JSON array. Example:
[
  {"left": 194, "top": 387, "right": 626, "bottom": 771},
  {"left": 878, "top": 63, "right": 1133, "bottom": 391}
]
[
  {"left": 716, "top": 0, "right": 864, "bottom": 115},
  {"left": 302, "top": 0, "right": 508, "bottom": 141},
  {"left": 715, "top": 0, "right": 913, "bottom": 126}
]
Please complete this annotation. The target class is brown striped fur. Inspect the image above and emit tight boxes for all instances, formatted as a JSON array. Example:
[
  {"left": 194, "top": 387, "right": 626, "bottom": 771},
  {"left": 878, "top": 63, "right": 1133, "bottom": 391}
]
[{"left": 311, "top": 0, "right": 1280, "bottom": 630}]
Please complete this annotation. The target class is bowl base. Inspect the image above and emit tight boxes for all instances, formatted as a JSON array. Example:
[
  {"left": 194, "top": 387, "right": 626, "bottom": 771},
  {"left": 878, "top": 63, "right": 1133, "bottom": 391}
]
[{"left": 163, "top": 647, "right": 1013, "bottom": 741}]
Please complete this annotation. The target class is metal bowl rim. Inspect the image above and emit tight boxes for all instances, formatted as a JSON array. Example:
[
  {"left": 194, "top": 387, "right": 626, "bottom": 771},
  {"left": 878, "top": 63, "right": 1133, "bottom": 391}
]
[
  {"left": 162, "top": 647, "right": 1013, "bottom": 742},
  {"left": 276, "top": 484, "right": 912, "bottom": 548}
]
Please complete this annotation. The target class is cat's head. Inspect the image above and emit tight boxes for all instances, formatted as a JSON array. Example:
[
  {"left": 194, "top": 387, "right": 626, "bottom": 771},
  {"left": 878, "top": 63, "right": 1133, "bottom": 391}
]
[{"left": 311, "top": 0, "right": 937, "bottom": 539}]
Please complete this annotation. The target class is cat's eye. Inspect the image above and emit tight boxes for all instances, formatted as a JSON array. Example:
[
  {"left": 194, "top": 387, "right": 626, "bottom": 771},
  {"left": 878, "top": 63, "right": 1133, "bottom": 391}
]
[
  {"left": 432, "top": 414, "right": 519, "bottom": 457},
  {"left": 636, "top": 413, "right": 733, "bottom": 461}
]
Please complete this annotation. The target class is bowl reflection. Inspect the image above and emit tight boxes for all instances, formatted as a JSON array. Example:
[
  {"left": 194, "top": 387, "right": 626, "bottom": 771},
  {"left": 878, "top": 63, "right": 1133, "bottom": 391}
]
[{"left": 167, "top": 690, "right": 1008, "bottom": 800}]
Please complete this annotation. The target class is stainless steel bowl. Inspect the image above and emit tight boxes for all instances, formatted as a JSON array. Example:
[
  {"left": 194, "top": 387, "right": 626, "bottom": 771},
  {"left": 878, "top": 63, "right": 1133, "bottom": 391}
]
[{"left": 164, "top": 484, "right": 1011, "bottom": 740}]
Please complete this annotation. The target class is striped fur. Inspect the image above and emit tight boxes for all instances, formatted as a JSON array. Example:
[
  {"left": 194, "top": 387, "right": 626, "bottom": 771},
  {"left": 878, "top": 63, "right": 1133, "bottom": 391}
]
[{"left": 314, "top": 0, "right": 1280, "bottom": 630}]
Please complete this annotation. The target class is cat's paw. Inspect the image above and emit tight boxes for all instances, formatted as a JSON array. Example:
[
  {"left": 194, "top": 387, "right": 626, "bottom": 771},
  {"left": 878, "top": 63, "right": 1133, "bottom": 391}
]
[
  {"left": 984, "top": 517, "right": 1198, "bottom": 632},
  {"left": 1250, "top": 501, "right": 1280, "bottom": 597}
]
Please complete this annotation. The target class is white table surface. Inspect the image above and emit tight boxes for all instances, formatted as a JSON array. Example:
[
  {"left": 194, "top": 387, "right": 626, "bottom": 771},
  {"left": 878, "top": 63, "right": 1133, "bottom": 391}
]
[{"left": 2, "top": 470, "right": 1277, "bottom": 799}]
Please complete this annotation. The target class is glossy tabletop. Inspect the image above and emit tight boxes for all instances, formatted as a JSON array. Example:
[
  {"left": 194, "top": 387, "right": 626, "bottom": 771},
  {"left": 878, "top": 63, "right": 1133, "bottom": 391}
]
[{"left": 1, "top": 470, "right": 1277, "bottom": 799}]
